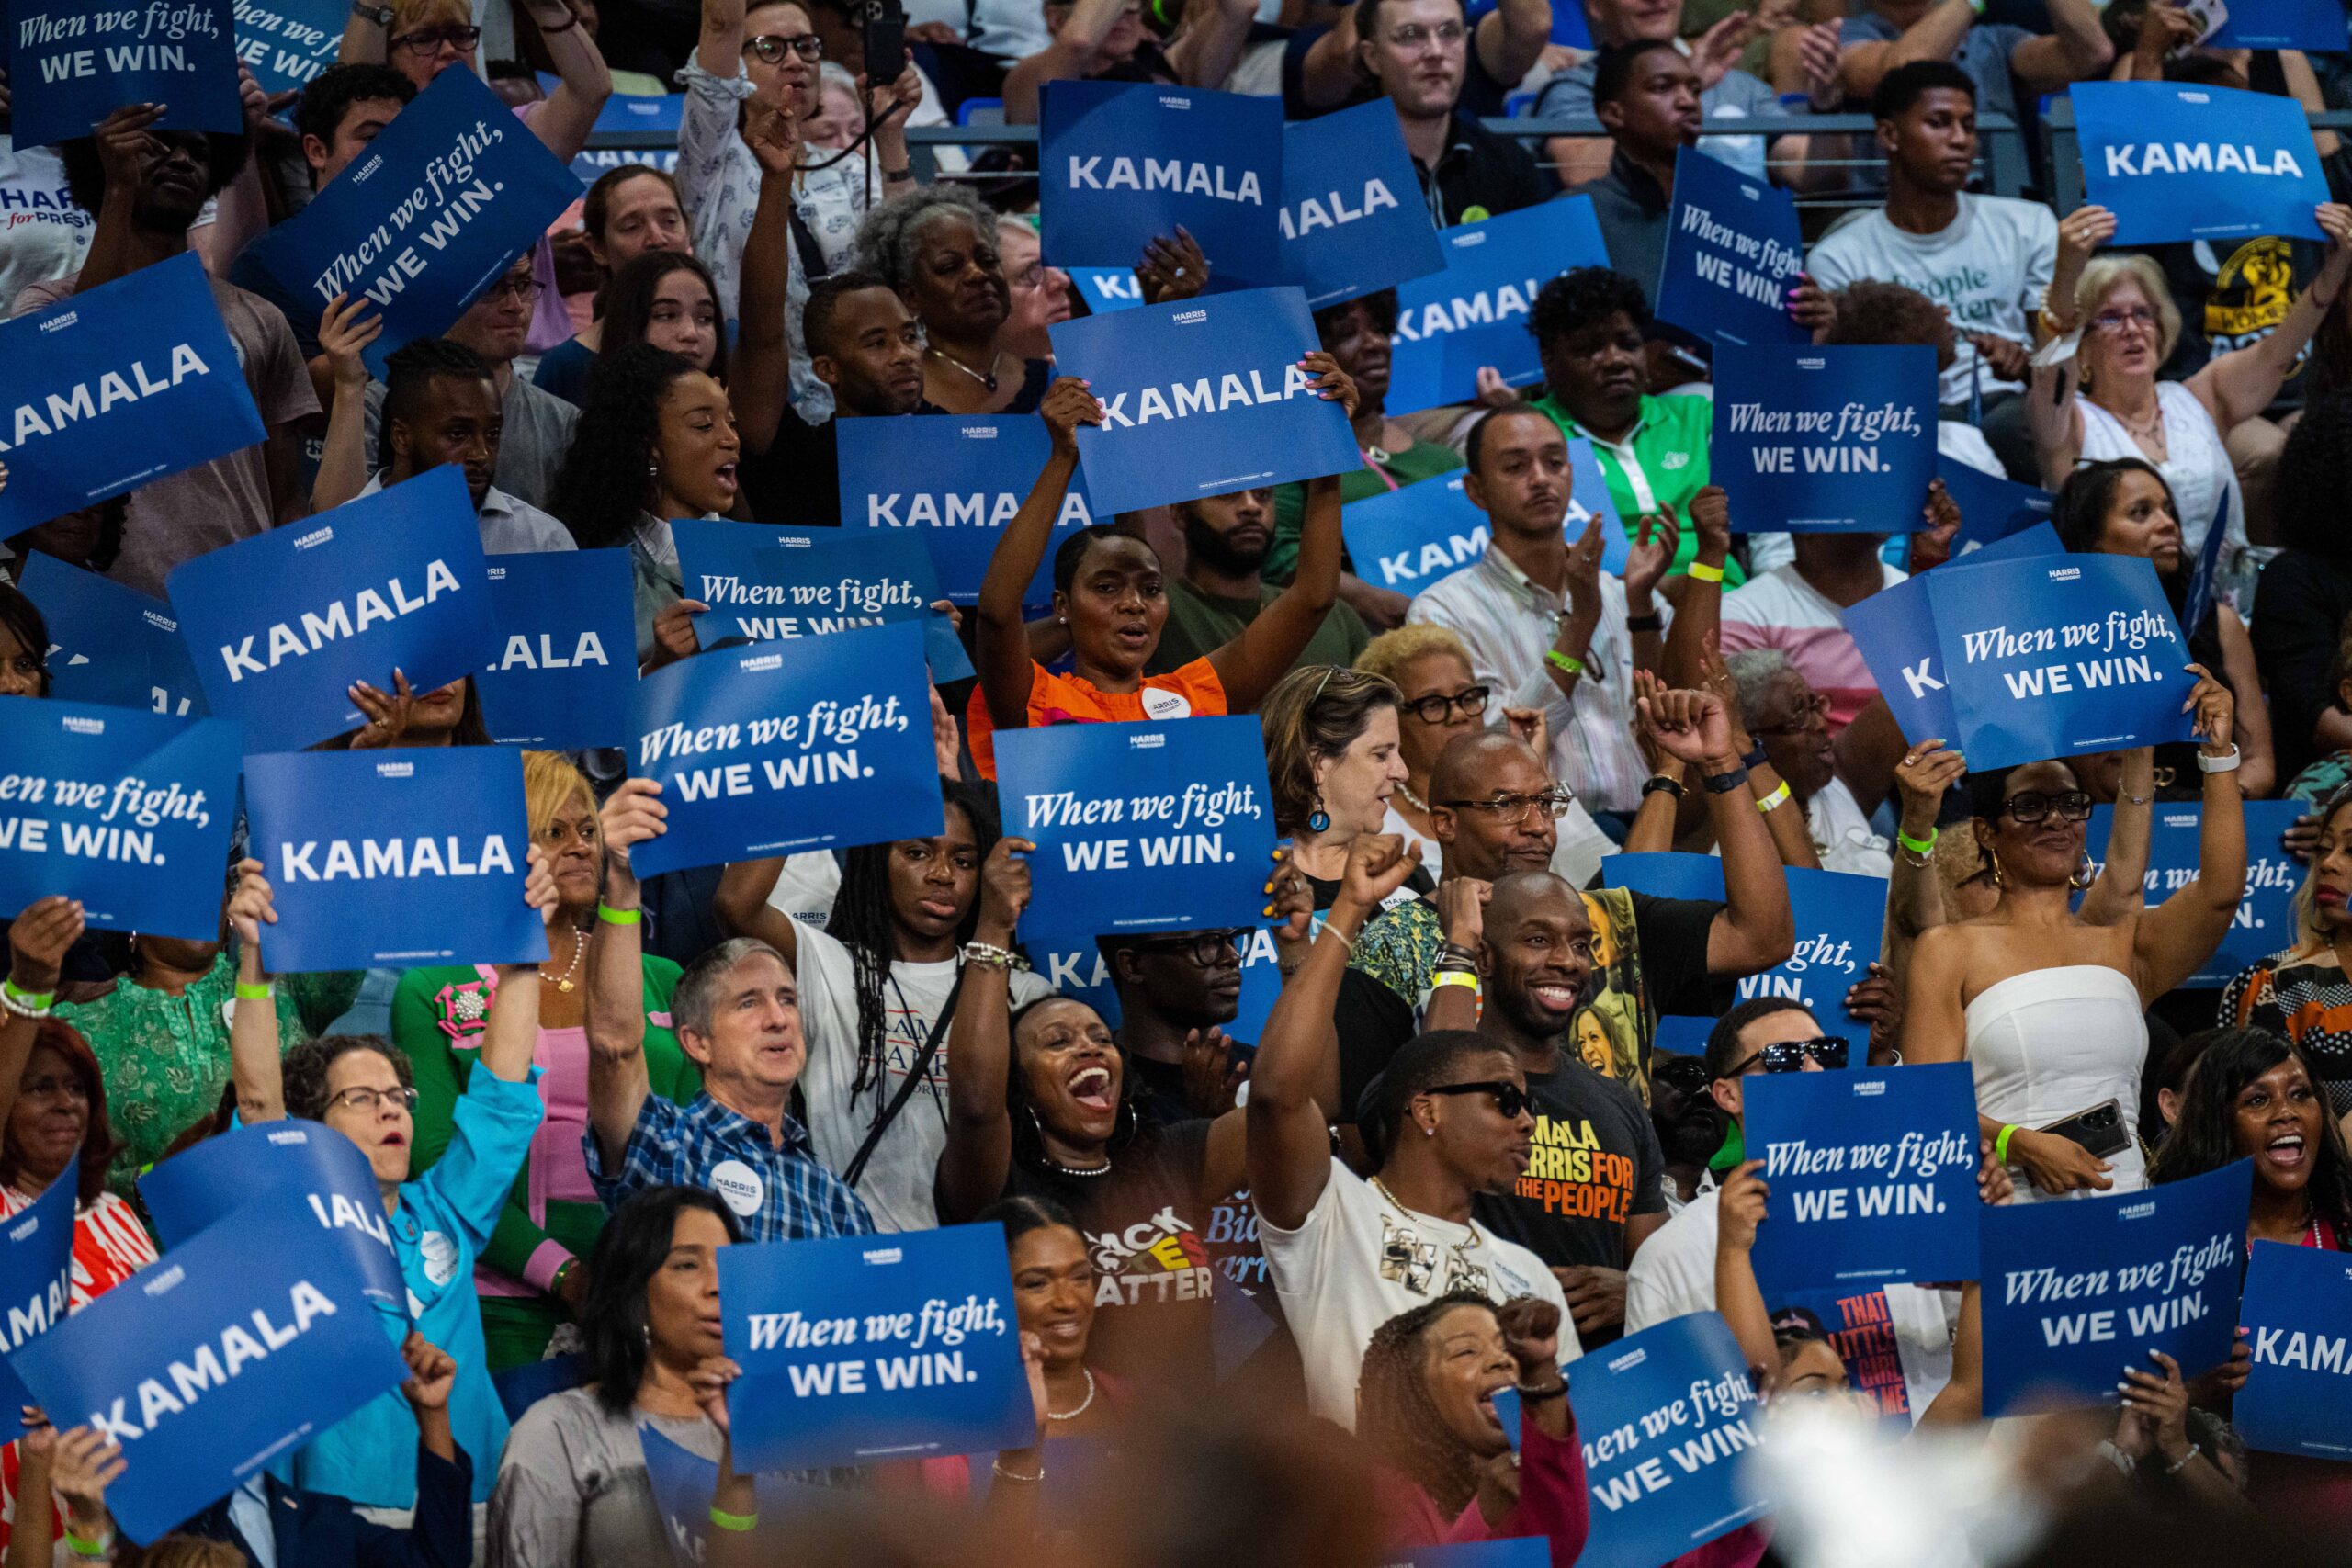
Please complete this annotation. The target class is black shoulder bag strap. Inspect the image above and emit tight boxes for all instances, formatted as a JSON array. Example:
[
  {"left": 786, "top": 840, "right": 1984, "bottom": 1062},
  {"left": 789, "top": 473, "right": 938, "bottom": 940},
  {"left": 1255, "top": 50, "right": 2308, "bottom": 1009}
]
[{"left": 842, "top": 965, "right": 967, "bottom": 1190}]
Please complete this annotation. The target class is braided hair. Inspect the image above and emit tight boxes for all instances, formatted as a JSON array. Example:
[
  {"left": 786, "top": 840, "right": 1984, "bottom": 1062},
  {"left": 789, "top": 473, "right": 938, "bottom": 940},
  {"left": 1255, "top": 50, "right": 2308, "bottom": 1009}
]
[
  {"left": 824, "top": 777, "right": 1004, "bottom": 1103},
  {"left": 1357, "top": 1292, "right": 1498, "bottom": 1521}
]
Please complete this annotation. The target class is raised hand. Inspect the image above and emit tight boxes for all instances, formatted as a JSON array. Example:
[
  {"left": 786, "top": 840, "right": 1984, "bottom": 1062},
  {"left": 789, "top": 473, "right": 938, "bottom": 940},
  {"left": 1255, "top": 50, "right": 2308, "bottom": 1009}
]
[
  {"left": 1299, "top": 349, "right": 1360, "bottom": 421},
  {"left": 690, "top": 1354, "right": 743, "bottom": 1433},
  {"left": 1040, "top": 376, "right": 1105, "bottom": 456},
  {"left": 1182, "top": 1025, "right": 1244, "bottom": 1116},
  {"left": 1137, "top": 227, "right": 1210, "bottom": 305},
  {"left": 1842, "top": 961, "right": 1903, "bottom": 1061},
  {"left": 1788, "top": 272, "right": 1837, "bottom": 335},
  {"left": 9, "top": 896, "right": 85, "bottom": 995},
  {"left": 92, "top": 103, "right": 167, "bottom": 195},
  {"left": 598, "top": 777, "right": 668, "bottom": 887},
  {"left": 1496, "top": 1294, "right": 1563, "bottom": 1378},
  {"left": 1623, "top": 504, "right": 1679, "bottom": 602},
  {"left": 650, "top": 598, "right": 708, "bottom": 667},
  {"left": 226, "top": 859, "right": 277, "bottom": 950},
  {"left": 1338, "top": 832, "right": 1423, "bottom": 915},
  {"left": 319, "top": 293, "right": 385, "bottom": 393},
  {"left": 522, "top": 843, "right": 558, "bottom": 923},
  {"left": 1264, "top": 849, "right": 1317, "bottom": 968},
  {"left": 976, "top": 836, "right": 1035, "bottom": 939},
  {"left": 347, "top": 669, "right": 418, "bottom": 750},
  {"left": 1894, "top": 738, "right": 1965, "bottom": 840},
  {"left": 1638, "top": 686, "right": 1736, "bottom": 770},
  {"left": 1717, "top": 1158, "right": 1769, "bottom": 1252},
  {"left": 2180, "top": 661, "right": 2235, "bottom": 750},
  {"left": 1967, "top": 333, "right": 2030, "bottom": 385},
  {"left": 1436, "top": 874, "right": 1492, "bottom": 951},
  {"left": 399, "top": 1332, "right": 458, "bottom": 1414},
  {"left": 1914, "top": 477, "right": 1962, "bottom": 571},
  {"left": 742, "top": 82, "right": 803, "bottom": 178},
  {"left": 1687, "top": 485, "right": 1732, "bottom": 571},
  {"left": 51, "top": 1426, "right": 125, "bottom": 1537},
  {"left": 929, "top": 682, "right": 963, "bottom": 782}
]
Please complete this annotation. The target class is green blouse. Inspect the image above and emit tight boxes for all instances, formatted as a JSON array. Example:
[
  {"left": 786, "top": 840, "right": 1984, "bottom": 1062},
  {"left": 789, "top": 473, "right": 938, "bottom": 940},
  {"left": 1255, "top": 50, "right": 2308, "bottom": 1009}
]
[
  {"left": 63, "top": 956, "right": 362, "bottom": 1195},
  {"left": 1264, "top": 439, "right": 1466, "bottom": 585}
]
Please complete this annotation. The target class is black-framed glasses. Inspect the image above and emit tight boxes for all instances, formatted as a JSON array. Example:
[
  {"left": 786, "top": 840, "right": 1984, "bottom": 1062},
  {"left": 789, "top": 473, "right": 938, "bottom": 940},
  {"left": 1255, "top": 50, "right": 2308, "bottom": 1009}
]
[
  {"left": 1131, "top": 930, "right": 1246, "bottom": 967},
  {"left": 1423, "top": 1080, "right": 1529, "bottom": 1118},
  {"left": 1440, "top": 790, "right": 1575, "bottom": 822},
  {"left": 390, "top": 24, "right": 481, "bottom": 51},
  {"left": 744, "top": 31, "right": 824, "bottom": 62},
  {"left": 1403, "top": 685, "right": 1490, "bottom": 724},
  {"left": 2000, "top": 789, "right": 2093, "bottom": 826},
  {"left": 1724, "top": 1036, "right": 1849, "bottom": 1076},
  {"left": 326, "top": 1085, "right": 421, "bottom": 1114}
]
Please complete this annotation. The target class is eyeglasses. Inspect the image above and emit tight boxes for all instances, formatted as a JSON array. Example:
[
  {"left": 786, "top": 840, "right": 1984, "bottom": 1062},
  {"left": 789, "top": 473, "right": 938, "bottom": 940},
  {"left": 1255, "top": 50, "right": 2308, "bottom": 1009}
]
[
  {"left": 2089, "top": 306, "right": 2157, "bottom": 336},
  {"left": 1402, "top": 685, "right": 1490, "bottom": 724},
  {"left": 1384, "top": 20, "right": 1466, "bottom": 49},
  {"left": 1440, "top": 790, "right": 1575, "bottom": 822},
  {"left": 744, "top": 32, "right": 824, "bottom": 62},
  {"left": 326, "top": 1085, "right": 420, "bottom": 1114},
  {"left": 1130, "top": 930, "right": 1246, "bottom": 967},
  {"left": 1423, "top": 1079, "right": 1529, "bottom": 1118},
  {"left": 2000, "top": 789, "right": 2093, "bottom": 826},
  {"left": 483, "top": 276, "right": 546, "bottom": 305},
  {"left": 390, "top": 24, "right": 481, "bottom": 52},
  {"left": 1748, "top": 691, "right": 1829, "bottom": 737},
  {"left": 1724, "top": 1036, "right": 1849, "bottom": 1076}
]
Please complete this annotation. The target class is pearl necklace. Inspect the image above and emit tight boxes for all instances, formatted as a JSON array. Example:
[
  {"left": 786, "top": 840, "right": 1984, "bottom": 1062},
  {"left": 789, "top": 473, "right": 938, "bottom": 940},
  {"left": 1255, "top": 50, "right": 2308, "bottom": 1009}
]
[
  {"left": 1397, "top": 780, "right": 1430, "bottom": 813},
  {"left": 1047, "top": 1366, "right": 1097, "bottom": 1421},
  {"left": 539, "top": 923, "right": 589, "bottom": 993}
]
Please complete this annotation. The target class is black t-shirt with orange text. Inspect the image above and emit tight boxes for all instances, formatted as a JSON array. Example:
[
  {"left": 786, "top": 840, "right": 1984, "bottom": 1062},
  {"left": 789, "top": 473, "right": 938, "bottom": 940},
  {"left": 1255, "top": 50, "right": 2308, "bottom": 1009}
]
[{"left": 1475, "top": 1055, "right": 1667, "bottom": 1278}]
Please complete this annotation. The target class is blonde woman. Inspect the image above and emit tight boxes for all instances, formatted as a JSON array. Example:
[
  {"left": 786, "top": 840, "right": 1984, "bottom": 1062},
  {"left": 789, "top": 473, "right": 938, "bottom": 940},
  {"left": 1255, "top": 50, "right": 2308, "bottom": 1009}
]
[{"left": 2030, "top": 202, "right": 2352, "bottom": 580}]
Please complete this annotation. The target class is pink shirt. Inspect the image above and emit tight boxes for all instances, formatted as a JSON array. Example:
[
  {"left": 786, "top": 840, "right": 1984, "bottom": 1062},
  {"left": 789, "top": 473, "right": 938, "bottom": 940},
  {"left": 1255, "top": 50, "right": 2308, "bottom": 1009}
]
[{"left": 1719, "top": 562, "right": 1907, "bottom": 737}]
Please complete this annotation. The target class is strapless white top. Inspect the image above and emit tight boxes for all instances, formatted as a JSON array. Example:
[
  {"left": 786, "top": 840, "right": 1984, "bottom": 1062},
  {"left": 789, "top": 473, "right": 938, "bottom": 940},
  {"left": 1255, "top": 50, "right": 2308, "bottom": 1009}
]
[{"left": 1964, "top": 964, "right": 2148, "bottom": 1201}]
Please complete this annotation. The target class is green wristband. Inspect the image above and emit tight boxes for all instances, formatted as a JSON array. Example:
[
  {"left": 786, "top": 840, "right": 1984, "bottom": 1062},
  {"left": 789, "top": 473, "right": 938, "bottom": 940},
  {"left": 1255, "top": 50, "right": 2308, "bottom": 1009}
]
[
  {"left": 1994, "top": 1123, "right": 2020, "bottom": 1165},
  {"left": 1, "top": 978, "right": 54, "bottom": 1010},
  {"left": 595, "top": 902, "right": 642, "bottom": 926},
  {"left": 1896, "top": 826, "right": 1938, "bottom": 856},
  {"left": 708, "top": 1506, "right": 758, "bottom": 1533},
  {"left": 1544, "top": 648, "right": 1585, "bottom": 677}
]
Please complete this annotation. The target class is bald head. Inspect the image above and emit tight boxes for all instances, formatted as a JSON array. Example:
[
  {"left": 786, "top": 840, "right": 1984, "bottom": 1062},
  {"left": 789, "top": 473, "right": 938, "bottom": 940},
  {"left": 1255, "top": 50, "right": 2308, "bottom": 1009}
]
[
  {"left": 1489, "top": 870, "right": 1580, "bottom": 927},
  {"left": 1430, "top": 729, "right": 1545, "bottom": 804}
]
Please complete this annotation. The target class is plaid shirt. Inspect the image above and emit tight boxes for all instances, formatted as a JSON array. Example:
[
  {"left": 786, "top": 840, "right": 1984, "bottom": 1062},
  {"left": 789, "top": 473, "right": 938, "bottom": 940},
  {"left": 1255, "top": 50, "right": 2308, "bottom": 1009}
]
[{"left": 586, "top": 1090, "right": 874, "bottom": 1243}]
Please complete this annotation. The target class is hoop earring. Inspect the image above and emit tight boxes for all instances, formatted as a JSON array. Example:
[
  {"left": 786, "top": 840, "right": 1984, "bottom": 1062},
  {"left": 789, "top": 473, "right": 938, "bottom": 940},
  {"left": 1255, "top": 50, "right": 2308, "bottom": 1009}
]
[
  {"left": 1306, "top": 796, "right": 1331, "bottom": 835},
  {"left": 2070, "top": 853, "right": 2097, "bottom": 892},
  {"left": 1988, "top": 852, "right": 2006, "bottom": 891}
]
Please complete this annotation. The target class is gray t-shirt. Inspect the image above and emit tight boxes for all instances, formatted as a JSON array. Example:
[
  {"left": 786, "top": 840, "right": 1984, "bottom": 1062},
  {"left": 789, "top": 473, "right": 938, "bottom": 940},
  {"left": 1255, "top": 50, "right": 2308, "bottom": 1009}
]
[
  {"left": 487, "top": 1387, "right": 720, "bottom": 1568},
  {"left": 1838, "top": 12, "right": 2032, "bottom": 128},
  {"left": 363, "top": 371, "right": 580, "bottom": 513},
  {"left": 1535, "top": 56, "right": 1792, "bottom": 184}
]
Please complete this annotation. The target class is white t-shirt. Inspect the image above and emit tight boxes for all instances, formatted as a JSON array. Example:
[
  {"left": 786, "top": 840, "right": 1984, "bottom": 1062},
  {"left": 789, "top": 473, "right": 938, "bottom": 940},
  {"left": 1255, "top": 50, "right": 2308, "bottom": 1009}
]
[
  {"left": 1807, "top": 194, "right": 2058, "bottom": 410},
  {"left": 1808, "top": 774, "right": 1892, "bottom": 877},
  {"left": 0, "top": 141, "right": 92, "bottom": 315},
  {"left": 1260, "top": 1158, "right": 1577, "bottom": 1428},
  {"left": 1623, "top": 1186, "right": 1957, "bottom": 1422},
  {"left": 796, "top": 925, "right": 1053, "bottom": 1233},
  {"left": 766, "top": 851, "right": 842, "bottom": 930}
]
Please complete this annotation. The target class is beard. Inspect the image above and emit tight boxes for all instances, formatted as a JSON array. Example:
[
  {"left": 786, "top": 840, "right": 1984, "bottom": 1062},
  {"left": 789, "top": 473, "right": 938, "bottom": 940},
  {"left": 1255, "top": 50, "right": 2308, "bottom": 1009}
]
[{"left": 1182, "top": 513, "right": 1270, "bottom": 579}]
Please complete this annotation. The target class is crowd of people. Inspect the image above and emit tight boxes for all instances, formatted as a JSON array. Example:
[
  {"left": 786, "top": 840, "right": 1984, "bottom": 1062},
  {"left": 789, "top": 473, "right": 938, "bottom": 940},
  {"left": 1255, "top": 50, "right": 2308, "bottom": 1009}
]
[{"left": 5, "top": 0, "right": 2352, "bottom": 1562}]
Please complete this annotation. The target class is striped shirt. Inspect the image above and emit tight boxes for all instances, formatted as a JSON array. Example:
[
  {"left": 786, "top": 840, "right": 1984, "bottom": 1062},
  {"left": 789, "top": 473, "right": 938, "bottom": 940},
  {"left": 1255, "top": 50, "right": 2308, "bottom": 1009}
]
[
  {"left": 586, "top": 1090, "right": 875, "bottom": 1244},
  {"left": 1406, "top": 545, "right": 1656, "bottom": 813}
]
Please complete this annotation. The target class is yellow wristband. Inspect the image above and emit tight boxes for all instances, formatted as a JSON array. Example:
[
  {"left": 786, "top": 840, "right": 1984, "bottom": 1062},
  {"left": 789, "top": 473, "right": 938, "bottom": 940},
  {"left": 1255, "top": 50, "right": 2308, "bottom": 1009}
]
[
  {"left": 595, "top": 902, "right": 641, "bottom": 926},
  {"left": 1686, "top": 560, "right": 1724, "bottom": 583},
  {"left": 234, "top": 982, "right": 275, "bottom": 1001},
  {"left": 1431, "top": 971, "right": 1481, "bottom": 992},
  {"left": 1995, "top": 1123, "right": 2020, "bottom": 1165},
  {"left": 1756, "top": 781, "right": 1792, "bottom": 814}
]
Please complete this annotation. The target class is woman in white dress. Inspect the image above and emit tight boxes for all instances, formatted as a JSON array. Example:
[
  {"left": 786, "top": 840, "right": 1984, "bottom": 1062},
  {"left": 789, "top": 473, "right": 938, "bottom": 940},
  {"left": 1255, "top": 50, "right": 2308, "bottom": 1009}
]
[
  {"left": 1904, "top": 671, "right": 2245, "bottom": 1201},
  {"left": 2030, "top": 203, "right": 2352, "bottom": 591}
]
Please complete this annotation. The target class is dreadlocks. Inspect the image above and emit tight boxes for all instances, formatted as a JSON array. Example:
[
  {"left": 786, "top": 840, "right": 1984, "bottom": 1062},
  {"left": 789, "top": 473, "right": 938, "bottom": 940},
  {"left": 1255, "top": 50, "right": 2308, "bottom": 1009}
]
[
  {"left": 824, "top": 777, "right": 1005, "bottom": 1104},
  {"left": 1356, "top": 1292, "right": 1497, "bottom": 1522}
]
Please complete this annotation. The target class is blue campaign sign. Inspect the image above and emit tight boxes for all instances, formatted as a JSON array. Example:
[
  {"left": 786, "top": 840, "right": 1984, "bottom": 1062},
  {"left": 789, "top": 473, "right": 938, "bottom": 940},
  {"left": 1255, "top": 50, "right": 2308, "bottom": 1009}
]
[
  {"left": 2180, "top": 490, "right": 2231, "bottom": 650},
  {"left": 995, "top": 715, "right": 1276, "bottom": 941},
  {"left": 1387, "top": 197, "right": 1611, "bottom": 415},
  {"left": 167, "top": 467, "right": 497, "bottom": 753},
  {"left": 232, "top": 0, "right": 343, "bottom": 94},
  {"left": 673, "top": 520, "right": 970, "bottom": 682},
  {"left": 1069, "top": 267, "right": 1144, "bottom": 314},
  {"left": 2211, "top": 0, "right": 2347, "bottom": 50},
  {"left": 1714, "top": 344, "right": 1937, "bottom": 532},
  {"left": 243, "top": 745, "right": 548, "bottom": 971},
  {"left": 2235, "top": 1239, "right": 2352, "bottom": 1461},
  {"left": 140, "top": 1120, "right": 407, "bottom": 1315},
  {"left": 1980, "top": 1159, "right": 2249, "bottom": 1416},
  {"left": 1938, "top": 453, "right": 2052, "bottom": 556},
  {"left": 1932, "top": 551, "right": 2198, "bottom": 772},
  {"left": 1742, "top": 1063, "right": 1983, "bottom": 1294},
  {"left": 1385, "top": 1540, "right": 1548, "bottom": 1568},
  {"left": 1227, "top": 101, "right": 1443, "bottom": 310},
  {"left": 16, "top": 554, "right": 208, "bottom": 719},
  {"left": 1568, "top": 1314, "right": 1767, "bottom": 1568},
  {"left": 475, "top": 549, "right": 638, "bottom": 750},
  {"left": 838, "top": 413, "right": 1101, "bottom": 608},
  {"left": 1656, "top": 147, "right": 1806, "bottom": 350},
  {"left": 9, "top": 0, "right": 243, "bottom": 150},
  {"left": 0, "top": 698, "right": 239, "bottom": 941},
  {"left": 2080, "top": 801, "right": 2304, "bottom": 987},
  {"left": 720, "top": 1222, "right": 1034, "bottom": 1472},
  {"left": 2074, "top": 81, "right": 2326, "bottom": 246},
  {"left": 1048, "top": 287, "right": 1362, "bottom": 516},
  {"left": 1602, "top": 855, "right": 1886, "bottom": 1039},
  {"left": 1037, "top": 80, "right": 1281, "bottom": 276},
  {"left": 11, "top": 1193, "right": 411, "bottom": 1545},
  {"left": 639, "top": 1425, "right": 718, "bottom": 1568},
  {"left": 0, "top": 253, "right": 266, "bottom": 537},
  {"left": 0, "top": 1175, "right": 78, "bottom": 1448},
  {"left": 626, "top": 621, "right": 942, "bottom": 879},
  {"left": 1844, "top": 522, "right": 2062, "bottom": 745},
  {"left": 1341, "top": 447, "right": 1625, "bottom": 596},
  {"left": 250, "top": 66, "right": 582, "bottom": 378}
]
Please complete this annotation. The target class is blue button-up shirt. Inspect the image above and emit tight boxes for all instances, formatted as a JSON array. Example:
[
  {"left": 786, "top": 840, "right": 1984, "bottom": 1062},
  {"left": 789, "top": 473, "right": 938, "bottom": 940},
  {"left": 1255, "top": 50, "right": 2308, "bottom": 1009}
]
[{"left": 586, "top": 1091, "right": 874, "bottom": 1242}]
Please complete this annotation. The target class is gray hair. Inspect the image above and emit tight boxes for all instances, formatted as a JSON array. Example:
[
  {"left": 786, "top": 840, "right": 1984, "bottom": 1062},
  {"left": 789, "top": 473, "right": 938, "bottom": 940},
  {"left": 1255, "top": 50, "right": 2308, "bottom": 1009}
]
[
  {"left": 673, "top": 937, "right": 789, "bottom": 1039},
  {"left": 1723, "top": 649, "right": 1799, "bottom": 726},
  {"left": 854, "top": 184, "right": 998, "bottom": 295}
]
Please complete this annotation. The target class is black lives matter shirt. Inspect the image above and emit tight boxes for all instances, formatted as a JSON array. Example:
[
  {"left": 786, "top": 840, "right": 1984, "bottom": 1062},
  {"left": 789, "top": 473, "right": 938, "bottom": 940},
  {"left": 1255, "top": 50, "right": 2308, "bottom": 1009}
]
[{"left": 1474, "top": 1054, "right": 1667, "bottom": 1278}]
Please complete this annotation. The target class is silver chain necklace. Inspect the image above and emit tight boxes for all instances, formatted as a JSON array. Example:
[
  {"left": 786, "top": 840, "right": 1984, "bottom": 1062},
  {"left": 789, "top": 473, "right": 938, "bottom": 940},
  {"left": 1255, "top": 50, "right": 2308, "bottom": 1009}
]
[{"left": 1047, "top": 1366, "right": 1097, "bottom": 1422}]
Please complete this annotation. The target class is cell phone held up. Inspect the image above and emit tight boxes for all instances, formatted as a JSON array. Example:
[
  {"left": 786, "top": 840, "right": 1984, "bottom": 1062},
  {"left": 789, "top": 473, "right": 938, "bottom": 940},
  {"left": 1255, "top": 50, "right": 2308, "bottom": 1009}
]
[
  {"left": 2039, "top": 1098, "right": 2132, "bottom": 1160},
  {"left": 861, "top": 0, "right": 908, "bottom": 86}
]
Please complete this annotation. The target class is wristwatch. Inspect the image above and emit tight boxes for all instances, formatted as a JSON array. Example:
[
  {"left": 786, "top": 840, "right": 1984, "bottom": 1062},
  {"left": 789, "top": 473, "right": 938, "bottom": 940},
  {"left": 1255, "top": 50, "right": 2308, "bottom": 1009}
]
[{"left": 351, "top": 2, "right": 394, "bottom": 24}]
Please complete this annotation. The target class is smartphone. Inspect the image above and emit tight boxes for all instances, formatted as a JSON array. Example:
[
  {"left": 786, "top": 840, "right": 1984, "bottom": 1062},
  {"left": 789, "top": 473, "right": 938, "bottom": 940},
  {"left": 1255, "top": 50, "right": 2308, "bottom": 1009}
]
[
  {"left": 1490, "top": 1386, "right": 1523, "bottom": 1454},
  {"left": 2040, "top": 1098, "right": 2132, "bottom": 1159}
]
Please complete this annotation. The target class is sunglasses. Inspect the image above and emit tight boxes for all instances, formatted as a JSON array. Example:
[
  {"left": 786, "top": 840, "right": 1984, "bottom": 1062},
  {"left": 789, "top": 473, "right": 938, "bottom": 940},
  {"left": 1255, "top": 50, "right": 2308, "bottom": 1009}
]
[
  {"left": 1725, "top": 1036, "right": 1849, "bottom": 1075},
  {"left": 2001, "top": 789, "right": 2094, "bottom": 826},
  {"left": 1423, "top": 1080, "right": 1529, "bottom": 1118},
  {"left": 744, "top": 31, "right": 824, "bottom": 62}
]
